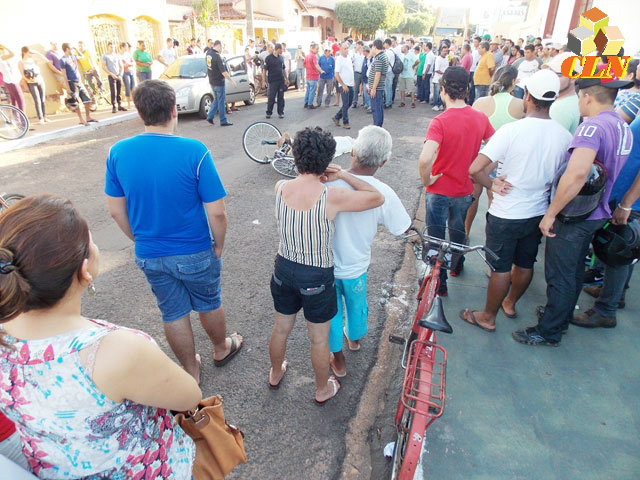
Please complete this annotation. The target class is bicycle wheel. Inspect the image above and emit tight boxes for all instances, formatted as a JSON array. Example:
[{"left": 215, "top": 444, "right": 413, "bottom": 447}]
[
  {"left": 390, "top": 402, "right": 414, "bottom": 480},
  {"left": 0, "top": 105, "right": 29, "bottom": 140},
  {"left": 243, "top": 121, "right": 281, "bottom": 164},
  {"left": 0, "top": 193, "right": 25, "bottom": 213},
  {"left": 271, "top": 155, "right": 298, "bottom": 178}
]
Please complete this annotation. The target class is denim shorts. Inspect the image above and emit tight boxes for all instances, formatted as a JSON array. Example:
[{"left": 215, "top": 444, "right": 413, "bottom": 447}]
[
  {"left": 135, "top": 247, "right": 222, "bottom": 322},
  {"left": 270, "top": 255, "right": 337, "bottom": 323},
  {"left": 485, "top": 213, "right": 543, "bottom": 273}
]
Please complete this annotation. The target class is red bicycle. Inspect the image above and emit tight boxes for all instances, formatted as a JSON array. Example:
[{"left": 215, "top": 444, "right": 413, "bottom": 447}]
[{"left": 389, "top": 225, "right": 497, "bottom": 479}]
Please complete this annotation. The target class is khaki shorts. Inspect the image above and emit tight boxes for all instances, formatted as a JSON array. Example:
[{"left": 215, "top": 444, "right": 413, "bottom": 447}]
[{"left": 398, "top": 77, "right": 415, "bottom": 92}]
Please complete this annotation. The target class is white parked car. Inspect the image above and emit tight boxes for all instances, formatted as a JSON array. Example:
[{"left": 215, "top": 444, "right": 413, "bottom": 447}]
[{"left": 161, "top": 54, "right": 256, "bottom": 118}]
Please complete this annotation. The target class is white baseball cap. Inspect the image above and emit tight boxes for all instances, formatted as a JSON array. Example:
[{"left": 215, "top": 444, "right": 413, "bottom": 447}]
[
  {"left": 524, "top": 69, "right": 560, "bottom": 101},
  {"left": 544, "top": 51, "right": 575, "bottom": 74}
]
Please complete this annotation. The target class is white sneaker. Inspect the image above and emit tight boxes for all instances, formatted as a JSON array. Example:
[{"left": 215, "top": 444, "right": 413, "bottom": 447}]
[{"left": 432, "top": 106, "right": 439, "bottom": 111}]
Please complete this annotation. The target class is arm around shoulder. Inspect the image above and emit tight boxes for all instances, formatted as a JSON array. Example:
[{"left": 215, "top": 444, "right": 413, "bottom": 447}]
[{"left": 326, "top": 171, "right": 384, "bottom": 215}]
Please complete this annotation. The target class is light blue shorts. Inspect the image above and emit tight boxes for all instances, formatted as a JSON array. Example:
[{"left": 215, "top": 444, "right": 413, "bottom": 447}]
[
  {"left": 135, "top": 247, "right": 222, "bottom": 322},
  {"left": 328, "top": 271, "right": 369, "bottom": 353}
]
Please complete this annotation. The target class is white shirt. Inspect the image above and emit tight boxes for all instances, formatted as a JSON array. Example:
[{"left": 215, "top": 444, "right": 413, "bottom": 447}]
[
  {"left": 352, "top": 52, "right": 364, "bottom": 73},
  {"left": 471, "top": 49, "right": 481, "bottom": 71},
  {"left": 281, "top": 49, "right": 292, "bottom": 73},
  {"left": 329, "top": 175, "right": 411, "bottom": 279},
  {"left": 159, "top": 47, "right": 176, "bottom": 65},
  {"left": 0, "top": 58, "right": 21, "bottom": 84},
  {"left": 385, "top": 48, "right": 396, "bottom": 73},
  {"left": 516, "top": 59, "right": 540, "bottom": 86},
  {"left": 335, "top": 53, "right": 355, "bottom": 86},
  {"left": 481, "top": 117, "right": 573, "bottom": 219},
  {"left": 424, "top": 51, "right": 435, "bottom": 75},
  {"left": 432, "top": 55, "right": 448, "bottom": 84}
]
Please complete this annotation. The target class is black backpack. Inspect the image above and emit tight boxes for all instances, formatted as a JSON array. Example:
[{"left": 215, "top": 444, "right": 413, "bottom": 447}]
[{"left": 391, "top": 52, "right": 403, "bottom": 75}]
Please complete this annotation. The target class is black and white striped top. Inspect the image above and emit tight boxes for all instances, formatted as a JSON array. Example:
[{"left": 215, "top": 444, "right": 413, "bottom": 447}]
[{"left": 275, "top": 182, "right": 335, "bottom": 268}]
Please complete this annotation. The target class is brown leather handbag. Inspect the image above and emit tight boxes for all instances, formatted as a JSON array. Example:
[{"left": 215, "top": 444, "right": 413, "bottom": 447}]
[{"left": 174, "top": 395, "right": 247, "bottom": 480}]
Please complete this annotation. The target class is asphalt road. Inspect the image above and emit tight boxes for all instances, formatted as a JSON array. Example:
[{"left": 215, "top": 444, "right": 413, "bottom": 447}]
[{"left": 0, "top": 90, "right": 432, "bottom": 480}]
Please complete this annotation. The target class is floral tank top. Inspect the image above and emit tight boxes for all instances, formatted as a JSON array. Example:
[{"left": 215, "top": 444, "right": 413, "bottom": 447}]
[{"left": 0, "top": 319, "right": 195, "bottom": 479}]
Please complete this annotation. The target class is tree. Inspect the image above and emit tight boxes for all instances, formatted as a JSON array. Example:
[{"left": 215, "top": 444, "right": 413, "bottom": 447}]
[
  {"left": 381, "top": 0, "right": 406, "bottom": 32},
  {"left": 335, "top": 0, "right": 386, "bottom": 37},
  {"left": 401, "top": 0, "right": 425, "bottom": 13},
  {"left": 192, "top": 0, "right": 217, "bottom": 40},
  {"left": 400, "top": 14, "right": 429, "bottom": 35}
]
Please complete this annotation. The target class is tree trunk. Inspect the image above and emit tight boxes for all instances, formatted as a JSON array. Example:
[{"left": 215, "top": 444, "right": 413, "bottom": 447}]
[{"left": 246, "top": 0, "right": 254, "bottom": 42}]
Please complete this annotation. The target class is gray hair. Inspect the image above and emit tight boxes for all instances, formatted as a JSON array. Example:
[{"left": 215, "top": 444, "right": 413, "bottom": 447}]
[{"left": 352, "top": 126, "right": 393, "bottom": 168}]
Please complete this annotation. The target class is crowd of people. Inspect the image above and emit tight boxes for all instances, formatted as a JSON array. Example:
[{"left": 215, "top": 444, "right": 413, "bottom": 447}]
[{"left": 1, "top": 26, "right": 640, "bottom": 478}]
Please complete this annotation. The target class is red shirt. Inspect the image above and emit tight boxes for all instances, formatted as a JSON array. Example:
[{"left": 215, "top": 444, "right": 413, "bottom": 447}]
[
  {"left": 0, "top": 411, "right": 16, "bottom": 442},
  {"left": 304, "top": 52, "right": 319, "bottom": 81},
  {"left": 425, "top": 106, "right": 495, "bottom": 197},
  {"left": 460, "top": 53, "right": 472, "bottom": 73},
  {"left": 331, "top": 42, "right": 340, "bottom": 56}
]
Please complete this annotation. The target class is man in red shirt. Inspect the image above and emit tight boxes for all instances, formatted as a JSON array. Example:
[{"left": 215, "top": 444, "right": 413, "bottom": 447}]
[
  {"left": 418, "top": 66, "right": 495, "bottom": 295},
  {"left": 303, "top": 43, "right": 323, "bottom": 109},
  {"left": 460, "top": 44, "right": 472, "bottom": 73}
]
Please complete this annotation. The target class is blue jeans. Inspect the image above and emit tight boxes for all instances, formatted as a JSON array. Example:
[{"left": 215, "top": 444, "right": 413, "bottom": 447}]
[
  {"left": 136, "top": 71, "right": 152, "bottom": 82},
  {"left": 424, "top": 193, "right": 474, "bottom": 285},
  {"left": 305, "top": 79, "right": 317, "bottom": 106},
  {"left": 363, "top": 83, "right": 371, "bottom": 108},
  {"left": 352, "top": 72, "right": 362, "bottom": 107},
  {"left": 296, "top": 67, "right": 305, "bottom": 89},
  {"left": 416, "top": 75, "right": 426, "bottom": 101},
  {"left": 370, "top": 90, "right": 384, "bottom": 126},
  {"left": 328, "top": 272, "right": 369, "bottom": 353},
  {"left": 207, "top": 84, "right": 227, "bottom": 123},
  {"left": 537, "top": 219, "right": 607, "bottom": 342},
  {"left": 384, "top": 73, "right": 393, "bottom": 107},
  {"left": 122, "top": 71, "right": 135, "bottom": 99},
  {"left": 334, "top": 86, "right": 354, "bottom": 125},
  {"left": 475, "top": 84, "right": 489, "bottom": 99},
  {"left": 432, "top": 82, "right": 442, "bottom": 107},
  {"left": 468, "top": 74, "right": 475, "bottom": 104},
  {"left": 135, "top": 247, "right": 222, "bottom": 322}
]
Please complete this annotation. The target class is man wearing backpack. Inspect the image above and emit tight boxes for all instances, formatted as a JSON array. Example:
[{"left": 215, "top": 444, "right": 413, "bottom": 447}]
[{"left": 384, "top": 39, "right": 402, "bottom": 108}]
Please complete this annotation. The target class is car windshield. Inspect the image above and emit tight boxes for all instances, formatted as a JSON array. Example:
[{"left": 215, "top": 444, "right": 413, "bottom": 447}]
[{"left": 161, "top": 57, "right": 207, "bottom": 79}]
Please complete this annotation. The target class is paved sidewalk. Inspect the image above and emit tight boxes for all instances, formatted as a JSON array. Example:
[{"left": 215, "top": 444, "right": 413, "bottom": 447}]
[{"left": 0, "top": 102, "right": 137, "bottom": 155}]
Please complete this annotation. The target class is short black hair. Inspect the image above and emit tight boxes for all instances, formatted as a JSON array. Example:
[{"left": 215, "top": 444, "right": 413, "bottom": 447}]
[
  {"left": 214, "top": 40, "right": 222, "bottom": 47},
  {"left": 275, "top": 43, "right": 282, "bottom": 51},
  {"left": 480, "top": 41, "right": 490, "bottom": 51},
  {"left": 473, "top": 36, "right": 481, "bottom": 42},
  {"left": 384, "top": 38, "right": 392, "bottom": 46},
  {"left": 441, "top": 66, "right": 468, "bottom": 101},
  {"left": 581, "top": 85, "right": 618, "bottom": 104},
  {"left": 61, "top": 42, "right": 70, "bottom": 52},
  {"left": 133, "top": 80, "right": 176, "bottom": 126},
  {"left": 525, "top": 88, "right": 554, "bottom": 111},
  {"left": 373, "top": 39, "right": 384, "bottom": 50},
  {"left": 292, "top": 127, "right": 336, "bottom": 175},
  {"left": 524, "top": 44, "right": 535, "bottom": 52},
  {"left": 426, "top": 42, "right": 432, "bottom": 49}
]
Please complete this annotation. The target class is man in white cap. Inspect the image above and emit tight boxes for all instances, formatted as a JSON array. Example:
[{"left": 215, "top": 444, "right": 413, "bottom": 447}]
[
  {"left": 460, "top": 69, "right": 572, "bottom": 332},
  {"left": 544, "top": 51, "right": 580, "bottom": 134}
]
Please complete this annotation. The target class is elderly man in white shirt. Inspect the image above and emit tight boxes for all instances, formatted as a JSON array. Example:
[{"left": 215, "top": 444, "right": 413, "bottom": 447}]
[{"left": 351, "top": 41, "right": 365, "bottom": 108}]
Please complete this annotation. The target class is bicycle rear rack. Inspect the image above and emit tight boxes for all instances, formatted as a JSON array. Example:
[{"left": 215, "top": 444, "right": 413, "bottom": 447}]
[{"left": 400, "top": 339, "right": 447, "bottom": 419}]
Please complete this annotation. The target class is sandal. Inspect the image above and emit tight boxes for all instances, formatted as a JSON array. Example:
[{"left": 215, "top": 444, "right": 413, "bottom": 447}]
[
  {"left": 315, "top": 376, "right": 340, "bottom": 406},
  {"left": 458, "top": 309, "right": 496, "bottom": 332},
  {"left": 501, "top": 303, "right": 518, "bottom": 319},
  {"left": 411, "top": 102, "right": 416, "bottom": 108},
  {"left": 399, "top": 102, "right": 406, "bottom": 107},
  {"left": 269, "top": 360, "right": 288, "bottom": 389},
  {"left": 330, "top": 354, "right": 346, "bottom": 378},
  {"left": 214, "top": 333, "right": 243, "bottom": 367},
  {"left": 343, "top": 327, "right": 360, "bottom": 351}
]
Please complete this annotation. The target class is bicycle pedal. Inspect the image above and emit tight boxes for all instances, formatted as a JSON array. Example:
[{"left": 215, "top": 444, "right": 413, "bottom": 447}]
[
  {"left": 428, "top": 406, "right": 440, "bottom": 415},
  {"left": 388, "top": 335, "right": 405, "bottom": 345}
]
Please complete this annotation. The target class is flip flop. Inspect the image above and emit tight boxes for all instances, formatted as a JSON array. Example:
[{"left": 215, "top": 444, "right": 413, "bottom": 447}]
[
  {"left": 214, "top": 333, "right": 243, "bottom": 367},
  {"left": 458, "top": 309, "right": 496, "bottom": 333},
  {"left": 411, "top": 103, "right": 416, "bottom": 108},
  {"left": 330, "top": 354, "right": 346, "bottom": 378},
  {"left": 343, "top": 327, "right": 360, "bottom": 351},
  {"left": 315, "top": 376, "right": 341, "bottom": 406},
  {"left": 501, "top": 304, "right": 518, "bottom": 319},
  {"left": 269, "top": 360, "right": 288, "bottom": 389},
  {"left": 195, "top": 353, "right": 201, "bottom": 385}
]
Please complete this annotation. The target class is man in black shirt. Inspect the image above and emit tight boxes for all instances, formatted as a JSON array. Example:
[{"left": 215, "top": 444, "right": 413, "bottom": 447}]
[
  {"left": 264, "top": 43, "right": 289, "bottom": 118},
  {"left": 205, "top": 40, "right": 236, "bottom": 126}
]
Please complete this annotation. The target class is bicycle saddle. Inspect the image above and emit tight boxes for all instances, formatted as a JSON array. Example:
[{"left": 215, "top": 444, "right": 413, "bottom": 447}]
[{"left": 418, "top": 296, "right": 453, "bottom": 334}]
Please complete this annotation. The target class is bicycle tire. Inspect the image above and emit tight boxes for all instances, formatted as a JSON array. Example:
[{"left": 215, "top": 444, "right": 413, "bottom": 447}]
[
  {"left": 0, "top": 193, "right": 25, "bottom": 213},
  {"left": 271, "top": 155, "right": 298, "bottom": 178},
  {"left": 0, "top": 105, "right": 29, "bottom": 140},
  {"left": 390, "top": 402, "right": 414, "bottom": 480},
  {"left": 243, "top": 121, "right": 281, "bottom": 164}
]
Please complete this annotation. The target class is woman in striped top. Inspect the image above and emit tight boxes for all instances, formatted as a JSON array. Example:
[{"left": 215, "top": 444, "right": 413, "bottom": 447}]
[{"left": 269, "top": 127, "right": 385, "bottom": 405}]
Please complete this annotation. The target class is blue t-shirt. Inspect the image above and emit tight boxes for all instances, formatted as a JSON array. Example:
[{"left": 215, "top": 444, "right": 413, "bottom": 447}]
[
  {"left": 610, "top": 116, "right": 640, "bottom": 210},
  {"left": 59, "top": 55, "right": 80, "bottom": 82},
  {"left": 318, "top": 55, "right": 335, "bottom": 79},
  {"left": 105, "top": 133, "right": 227, "bottom": 258}
]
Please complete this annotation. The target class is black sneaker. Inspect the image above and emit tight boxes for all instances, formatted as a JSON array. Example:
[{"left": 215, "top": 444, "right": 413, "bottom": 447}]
[
  {"left": 583, "top": 268, "right": 604, "bottom": 286},
  {"left": 266, "top": 114, "right": 272, "bottom": 119},
  {"left": 512, "top": 327, "right": 559, "bottom": 347},
  {"left": 279, "top": 114, "right": 284, "bottom": 119},
  {"left": 206, "top": 118, "right": 214, "bottom": 125},
  {"left": 584, "top": 250, "right": 593, "bottom": 266},
  {"left": 535, "top": 305, "right": 568, "bottom": 333},
  {"left": 437, "top": 283, "right": 448, "bottom": 297},
  {"left": 304, "top": 104, "right": 308, "bottom": 108},
  {"left": 308, "top": 105, "right": 317, "bottom": 109}
]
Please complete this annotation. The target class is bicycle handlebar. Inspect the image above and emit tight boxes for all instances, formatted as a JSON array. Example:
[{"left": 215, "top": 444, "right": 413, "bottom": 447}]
[{"left": 406, "top": 225, "right": 499, "bottom": 266}]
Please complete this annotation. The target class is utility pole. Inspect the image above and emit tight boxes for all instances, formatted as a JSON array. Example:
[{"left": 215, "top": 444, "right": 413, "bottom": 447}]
[{"left": 246, "top": 0, "right": 254, "bottom": 42}]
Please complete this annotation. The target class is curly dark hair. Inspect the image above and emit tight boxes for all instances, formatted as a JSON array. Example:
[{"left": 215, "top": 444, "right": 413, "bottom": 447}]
[
  {"left": 292, "top": 127, "right": 336, "bottom": 175},
  {"left": 441, "top": 66, "right": 468, "bottom": 101}
]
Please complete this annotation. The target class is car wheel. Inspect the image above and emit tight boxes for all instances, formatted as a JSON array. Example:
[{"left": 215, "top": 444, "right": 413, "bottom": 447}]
[
  {"left": 244, "top": 85, "right": 256, "bottom": 106},
  {"left": 199, "top": 94, "right": 213, "bottom": 119}
]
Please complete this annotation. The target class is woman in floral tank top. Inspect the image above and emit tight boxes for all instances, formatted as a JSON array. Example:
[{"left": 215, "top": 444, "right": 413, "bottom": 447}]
[{"left": 0, "top": 195, "right": 201, "bottom": 479}]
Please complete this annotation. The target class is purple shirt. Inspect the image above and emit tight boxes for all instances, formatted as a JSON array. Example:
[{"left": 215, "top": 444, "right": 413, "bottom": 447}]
[
  {"left": 568, "top": 110, "right": 633, "bottom": 220},
  {"left": 45, "top": 49, "right": 61, "bottom": 70}
]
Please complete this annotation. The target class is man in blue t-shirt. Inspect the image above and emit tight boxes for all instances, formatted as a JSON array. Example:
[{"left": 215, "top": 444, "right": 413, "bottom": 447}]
[
  {"left": 316, "top": 47, "right": 335, "bottom": 107},
  {"left": 105, "top": 79, "right": 243, "bottom": 381}
]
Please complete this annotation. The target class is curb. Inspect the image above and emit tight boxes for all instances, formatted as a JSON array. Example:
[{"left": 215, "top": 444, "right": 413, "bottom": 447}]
[{"left": 0, "top": 112, "right": 138, "bottom": 155}]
